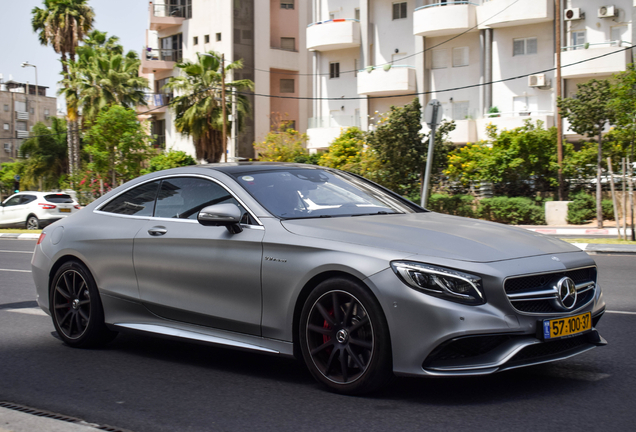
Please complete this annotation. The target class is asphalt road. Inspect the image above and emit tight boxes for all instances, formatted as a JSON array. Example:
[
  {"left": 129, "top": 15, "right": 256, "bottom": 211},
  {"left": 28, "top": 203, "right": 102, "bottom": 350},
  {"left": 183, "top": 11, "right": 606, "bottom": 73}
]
[{"left": 1, "top": 239, "right": 635, "bottom": 432}]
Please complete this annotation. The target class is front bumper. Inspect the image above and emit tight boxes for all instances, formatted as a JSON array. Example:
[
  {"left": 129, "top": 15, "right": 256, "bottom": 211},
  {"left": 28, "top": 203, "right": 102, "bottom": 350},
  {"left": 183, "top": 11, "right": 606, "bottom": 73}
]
[{"left": 365, "top": 251, "right": 607, "bottom": 377}]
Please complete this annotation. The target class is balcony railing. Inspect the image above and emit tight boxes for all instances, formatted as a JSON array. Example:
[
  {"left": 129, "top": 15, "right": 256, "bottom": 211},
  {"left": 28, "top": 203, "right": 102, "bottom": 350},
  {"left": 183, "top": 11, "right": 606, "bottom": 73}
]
[
  {"left": 560, "top": 43, "right": 630, "bottom": 79},
  {"left": 16, "top": 130, "right": 29, "bottom": 139},
  {"left": 308, "top": 115, "right": 361, "bottom": 129},
  {"left": 152, "top": 4, "right": 190, "bottom": 18},
  {"left": 485, "top": 110, "right": 554, "bottom": 118},
  {"left": 307, "top": 19, "right": 361, "bottom": 51},
  {"left": 144, "top": 47, "right": 182, "bottom": 63},
  {"left": 413, "top": 1, "right": 478, "bottom": 37},
  {"left": 144, "top": 93, "right": 173, "bottom": 107},
  {"left": 414, "top": 1, "right": 479, "bottom": 11},
  {"left": 561, "top": 41, "right": 631, "bottom": 51},
  {"left": 15, "top": 111, "right": 29, "bottom": 120}
]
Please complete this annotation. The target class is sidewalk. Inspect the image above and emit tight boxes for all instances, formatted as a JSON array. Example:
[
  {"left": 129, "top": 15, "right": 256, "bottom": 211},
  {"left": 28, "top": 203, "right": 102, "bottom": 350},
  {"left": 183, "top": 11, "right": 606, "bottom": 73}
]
[
  {"left": 0, "top": 406, "right": 105, "bottom": 432},
  {"left": 519, "top": 225, "right": 636, "bottom": 254}
]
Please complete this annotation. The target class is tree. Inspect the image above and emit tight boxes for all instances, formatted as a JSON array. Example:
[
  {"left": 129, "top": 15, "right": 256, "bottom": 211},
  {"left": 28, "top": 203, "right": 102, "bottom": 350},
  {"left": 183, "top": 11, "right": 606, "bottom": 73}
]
[
  {"left": 609, "top": 64, "right": 636, "bottom": 162},
  {"left": 61, "top": 30, "right": 148, "bottom": 124},
  {"left": 165, "top": 52, "right": 254, "bottom": 162},
  {"left": 255, "top": 124, "right": 310, "bottom": 162},
  {"left": 142, "top": 150, "right": 197, "bottom": 175},
  {"left": 558, "top": 79, "right": 615, "bottom": 228},
  {"left": 18, "top": 118, "right": 68, "bottom": 190},
  {"left": 83, "top": 105, "right": 153, "bottom": 186},
  {"left": 318, "top": 127, "right": 365, "bottom": 172},
  {"left": 32, "top": 0, "right": 95, "bottom": 175}
]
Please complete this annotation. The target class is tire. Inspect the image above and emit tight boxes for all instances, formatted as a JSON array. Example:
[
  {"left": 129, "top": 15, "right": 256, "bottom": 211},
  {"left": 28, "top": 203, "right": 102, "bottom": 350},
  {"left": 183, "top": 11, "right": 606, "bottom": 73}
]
[
  {"left": 26, "top": 215, "right": 39, "bottom": 230},
  {"left": 50, "top": 260, "right": 117, "bottom": 348},
  {"left": 299, "top": 277, "right": 393, "bottom": 395}
]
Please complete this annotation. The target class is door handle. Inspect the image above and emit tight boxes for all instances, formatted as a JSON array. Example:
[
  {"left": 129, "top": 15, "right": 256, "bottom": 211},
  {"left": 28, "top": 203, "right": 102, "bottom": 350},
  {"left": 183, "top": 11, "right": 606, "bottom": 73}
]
[{"left": 148, "top": 226, "right": 167, "bottom": 236}]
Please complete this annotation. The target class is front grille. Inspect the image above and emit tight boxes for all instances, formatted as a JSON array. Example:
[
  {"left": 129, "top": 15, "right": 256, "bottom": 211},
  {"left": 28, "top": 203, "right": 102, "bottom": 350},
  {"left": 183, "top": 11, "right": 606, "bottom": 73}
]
[
  {"left": 507, "top": 333, "right": 591, "bottom": 364},
  {"left": 504, "top": 267, "right": 597, "bottom": 314},
  {"left": 424, "top": 335, "right": 514, "bottom": 365}
]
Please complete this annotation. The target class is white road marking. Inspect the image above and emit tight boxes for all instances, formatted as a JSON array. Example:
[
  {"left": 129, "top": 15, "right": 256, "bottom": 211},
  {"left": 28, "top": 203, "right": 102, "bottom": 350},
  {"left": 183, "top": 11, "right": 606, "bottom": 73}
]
[
  {"left": 0, "top": 250, "right": 33, "bottom": 254},
  {"left": 0, "top": 269, "right": 31, "bottom": 273},
  {"left": 3, "top": 308, "right": 48, "bottom": 317},
  {"left": 606, "top": 310, "right": 636, "bottom": 315}
]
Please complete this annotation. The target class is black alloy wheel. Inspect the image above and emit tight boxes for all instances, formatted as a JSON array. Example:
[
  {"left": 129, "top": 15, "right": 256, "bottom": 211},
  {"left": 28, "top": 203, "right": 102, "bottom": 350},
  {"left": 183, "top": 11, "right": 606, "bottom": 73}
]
[
  {"left": 50, "top": 261, "right": 117, "bottom": 347},
  {"left": 26, "top": 216, "right": 39, "bottom": 230},
  {"left": 300, "top": 277, "right": 392, "bottom": 395}
]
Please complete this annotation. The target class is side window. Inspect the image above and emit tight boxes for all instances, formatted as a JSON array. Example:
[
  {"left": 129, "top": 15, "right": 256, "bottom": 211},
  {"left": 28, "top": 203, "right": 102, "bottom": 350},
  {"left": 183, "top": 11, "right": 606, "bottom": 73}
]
[
  {"left": 154, "top": 177, "right": 246, "bottom": 221},
  {"left": 20, "top": 195, "right": 37, "bottom": 205},
  {"left": 3, "top": 196, "right": 23, "bottom": 207},
  {"left": 100, "top": 181, "right": 160, "bottom": 216}
]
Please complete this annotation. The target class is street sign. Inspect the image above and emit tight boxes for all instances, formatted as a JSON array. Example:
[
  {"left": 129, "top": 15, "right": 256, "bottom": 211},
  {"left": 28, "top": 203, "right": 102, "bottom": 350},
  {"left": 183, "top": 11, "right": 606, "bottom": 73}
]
[
  {"left": 423, "top": 99, "right": 443, "bottom": 127},
  {"left": 14, "top": 175, "right": 20, "bottom": 181}
]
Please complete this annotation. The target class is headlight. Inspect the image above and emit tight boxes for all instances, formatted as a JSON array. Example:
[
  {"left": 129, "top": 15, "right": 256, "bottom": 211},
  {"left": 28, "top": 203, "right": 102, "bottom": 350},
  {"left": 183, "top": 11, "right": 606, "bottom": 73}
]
[{"left": 391, "top": 261, "right": 485, "bottom": 305}]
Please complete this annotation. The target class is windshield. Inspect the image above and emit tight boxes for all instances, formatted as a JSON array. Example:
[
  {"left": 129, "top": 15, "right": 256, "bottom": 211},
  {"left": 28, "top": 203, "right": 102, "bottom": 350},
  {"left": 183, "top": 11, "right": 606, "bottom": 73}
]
[{"left": 232, "top": 168, "right": 422, "bottom": 219}]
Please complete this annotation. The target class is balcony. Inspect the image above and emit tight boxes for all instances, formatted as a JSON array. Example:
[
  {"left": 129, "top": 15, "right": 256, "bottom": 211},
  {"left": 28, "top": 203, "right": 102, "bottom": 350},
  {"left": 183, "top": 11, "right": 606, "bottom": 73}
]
[
  {"left": 149, "top": 2, "right": 187, "bottom": 31},
  {"left": 357, "top": 66, "right": 416, "bottom": 96},
  {"left": 413, "top": 2, "right": 478, "bottom": 38},
  {"left": 141, "top": 47, "right": 181, "bottom": 74},
  {"left": 138, "top": 93, "right": 172, "bottom": 116},
  {"left": 477, "top": 0, "right": 552, "bottom": 28},
  {"left": 307, "top": 19, "right": 361, "bottom": 52},
  {"left": 307, "top": 116, "right": 361, "bottom": 149},
  {"left": 560, "top": 43, "right": 631, "bottom": 79},
  {"left": 16, "top": 130, "right": 29, "bottom": 139},
  {"left": 15, "top": 111, "right": 29, "bottom": 120},
  {"left": 476, "top": 111, "right": 554, "bottom": 140}
]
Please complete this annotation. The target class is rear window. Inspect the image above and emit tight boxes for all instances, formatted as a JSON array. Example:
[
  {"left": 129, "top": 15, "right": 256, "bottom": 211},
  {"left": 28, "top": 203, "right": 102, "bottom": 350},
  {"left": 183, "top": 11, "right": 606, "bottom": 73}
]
[{"left": 45, "top": 194, "right": 74, "bottom": 204}]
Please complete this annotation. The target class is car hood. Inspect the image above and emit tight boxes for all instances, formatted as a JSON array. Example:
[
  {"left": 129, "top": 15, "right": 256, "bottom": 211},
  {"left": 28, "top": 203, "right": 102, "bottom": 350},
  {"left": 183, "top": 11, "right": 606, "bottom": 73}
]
[{"left": 281, "top": 212, "right": 580, "bottom": 263}]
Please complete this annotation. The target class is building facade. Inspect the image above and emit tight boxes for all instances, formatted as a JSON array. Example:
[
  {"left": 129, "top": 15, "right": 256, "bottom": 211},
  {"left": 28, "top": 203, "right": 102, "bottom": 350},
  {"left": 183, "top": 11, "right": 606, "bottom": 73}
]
[
  {"left": 141, "top": 0, "right": 312, "bottom": 160},
  {"left": 306, "top": 0, "right": 635, "bottom": 150},
  {"left": 0, "top": 79, "right": 58, "bottom": 164}
]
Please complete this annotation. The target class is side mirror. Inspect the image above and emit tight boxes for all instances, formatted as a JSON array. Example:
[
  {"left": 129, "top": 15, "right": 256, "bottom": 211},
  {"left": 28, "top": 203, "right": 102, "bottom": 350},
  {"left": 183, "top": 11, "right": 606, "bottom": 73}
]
[{"left": 197, "top": 203, "right": 243, "bottom": 234}]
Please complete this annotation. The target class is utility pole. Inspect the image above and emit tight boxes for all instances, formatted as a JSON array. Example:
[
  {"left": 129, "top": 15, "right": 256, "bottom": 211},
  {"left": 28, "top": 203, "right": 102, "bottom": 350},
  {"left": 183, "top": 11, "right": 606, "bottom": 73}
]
[
  {"left": 221, "top": 53, "right": 227, "bottom": 163},
  {"left": 421, "top": 99, "right": 442, "bottom": 208},
  {"left": 555, "top": 0, "right": 564, "bottom": 201}
]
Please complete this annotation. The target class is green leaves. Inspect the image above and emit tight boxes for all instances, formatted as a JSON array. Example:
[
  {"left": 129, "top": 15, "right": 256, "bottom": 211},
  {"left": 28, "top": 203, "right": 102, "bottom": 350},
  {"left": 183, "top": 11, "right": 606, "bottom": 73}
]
[{"left": 557, "top": 79, "right": 615, "bottom": 138}]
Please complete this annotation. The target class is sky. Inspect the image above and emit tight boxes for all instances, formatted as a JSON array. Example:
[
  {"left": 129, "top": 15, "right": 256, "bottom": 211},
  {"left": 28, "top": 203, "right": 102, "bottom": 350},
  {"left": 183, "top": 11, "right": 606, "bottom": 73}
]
[{"left": 0, "top": 0, "right": 149, "bottom": 111}]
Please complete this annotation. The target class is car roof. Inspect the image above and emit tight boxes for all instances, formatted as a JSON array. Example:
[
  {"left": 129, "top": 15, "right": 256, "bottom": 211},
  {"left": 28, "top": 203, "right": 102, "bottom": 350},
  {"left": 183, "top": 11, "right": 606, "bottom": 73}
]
[{"left": 194, "top": 162, "right": 329, "bottom": 175}]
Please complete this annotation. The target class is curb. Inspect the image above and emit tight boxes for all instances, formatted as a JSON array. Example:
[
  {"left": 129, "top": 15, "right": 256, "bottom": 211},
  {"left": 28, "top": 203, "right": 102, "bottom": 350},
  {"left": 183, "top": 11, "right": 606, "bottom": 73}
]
[
  {"left": 525, "top": 227, "right": 633, "bottom": 236},
  {"left": 0, "top": 233, "right": 40, "bottom": 240}
]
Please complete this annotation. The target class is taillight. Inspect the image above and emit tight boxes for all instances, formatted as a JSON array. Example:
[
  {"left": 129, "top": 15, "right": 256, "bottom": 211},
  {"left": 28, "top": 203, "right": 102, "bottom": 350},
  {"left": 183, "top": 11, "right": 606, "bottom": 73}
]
[
  {"left": 38, "top": 203, "right": 56, "bottom": 210},
  {"left": 37, "top": 233, "right": 46, "bottom": 245},
  {"left": 74, "top": 205, "right": 81, "bottom": 210}
]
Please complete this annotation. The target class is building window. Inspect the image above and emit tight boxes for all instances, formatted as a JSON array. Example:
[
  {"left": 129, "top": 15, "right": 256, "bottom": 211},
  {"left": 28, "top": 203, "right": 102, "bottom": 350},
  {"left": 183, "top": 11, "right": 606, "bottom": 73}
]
[
  {"left": 281, "top": 37, "right": 295, "bottom": 51},
  {"left": 330, "top": 62, "right": 340, "bottom": 78},
  {"left": 15, "top": 101, "right": 26, "bottom": 112},
  {"left": 513, "top": 37, "right": 537, "bottom": 56},
  {"left": 3, "top": 123, "right": 8, "bottom": 130},
  {"left": 3, "top": 104, "right": 8, "bottom": 112},
  {"left": 193, "top": 36, "right": 198, "bottom": 45},
  {"left": 234, "top": 29, "right": 241, "bottom": 43},
  {"left": 329, "top": 13, "right": 335, "bottom": 20},
  {"left": 452, "top": 47, "right": 469, "bottom": 67},
  {"left": 355, "top": 8, "right": 360, "bottom": 20},
  {"left": 452, "top": 101, "right": 469, "bottom": 121},
  {"left": 571, "top": 31, "right": 586, "bottom": 50},
  {"left": 216, "top": 33, "right": 222, "bottom": 42},
  {"left": 204, "top": 34, "right": 210, "bottom": 43},
  {"left": 30, "top": 107, "right": 35, "bottom": 114},
  {"left": 16, "top": 121, "right": 27, "bottom": 131},
  {"left": 281, "top": 0, "right": 294, "bottom": 10},
  {"left": 392, "top": 2, "right": 407, "bottom": 20},
  {"left": 280, "top": 79, "right": 295, "bottom": 93},
  {"left": 44, "top": 109, "right": 50, "bottom": 120},
  {"left": 242, "top": 30, "right": 252, "bottom": 40},
  {"left": 432, "top": 49, "right": 448, "bottom": 69}
]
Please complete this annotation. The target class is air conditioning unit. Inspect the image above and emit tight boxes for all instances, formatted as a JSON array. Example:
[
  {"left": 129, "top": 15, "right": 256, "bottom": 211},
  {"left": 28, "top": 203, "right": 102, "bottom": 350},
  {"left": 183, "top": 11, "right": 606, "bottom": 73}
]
[
  {"left": 528, "top": 74, "right": 547, "bottom": 87},
  {"left": 598, "top": 5, "right": 617, "bottom": 18},
  {"left": 4, "top": 143, "right": 12, "bottom": 153},
  {"left": 564, "top": 8, "right": 584, "bottom": 20}
]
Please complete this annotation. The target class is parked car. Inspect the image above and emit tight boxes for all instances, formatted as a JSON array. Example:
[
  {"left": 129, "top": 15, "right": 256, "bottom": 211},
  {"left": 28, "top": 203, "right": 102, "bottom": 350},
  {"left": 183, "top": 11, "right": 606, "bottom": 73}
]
[
  {"left": 31, "top": 164, "right": 606, "bottom": 394},
  {"left": 0, "top": 191, "right": 80, "bottom": 229}
]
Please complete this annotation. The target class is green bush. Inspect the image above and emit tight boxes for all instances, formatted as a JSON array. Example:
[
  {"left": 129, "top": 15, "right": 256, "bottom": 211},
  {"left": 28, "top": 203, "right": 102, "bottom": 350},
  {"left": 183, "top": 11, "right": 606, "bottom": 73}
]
[
  {"left": 602, "top": 199, "right": 615, "bottom": 220},
  {"left": 427, "top": 194, "right": 476, "bottom": 218},
  {"left": 477, "top": 197, "right": 546, "bottom": 225},
  {"left": 567, "top": 192, "right": 595, "bottom": 224}
]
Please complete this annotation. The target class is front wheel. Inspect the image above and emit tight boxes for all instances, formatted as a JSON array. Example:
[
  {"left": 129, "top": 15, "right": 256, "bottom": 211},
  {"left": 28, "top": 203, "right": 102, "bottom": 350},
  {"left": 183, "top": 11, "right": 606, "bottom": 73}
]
[
  {"left": 50, "top": 260, "right": 117, "bottom": 348},
  {"left": 26, "top": 216, "right": 39, "bottom": 230},
  {"left": 299, "top": 277, "right": 393, "bottom": 395}
]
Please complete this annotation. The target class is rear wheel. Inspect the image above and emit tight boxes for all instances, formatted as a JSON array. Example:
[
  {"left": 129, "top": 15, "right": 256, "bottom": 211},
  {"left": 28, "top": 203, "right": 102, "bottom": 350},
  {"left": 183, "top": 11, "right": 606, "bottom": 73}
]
[
  {"left": 299, "top": 277, "right": 393, "bottom": 395},
  {"left": 50, "top": 260, "right": 117, "bottom": 347},
  {"left": 26, "top": 216, "right": 39, "bottom": 230}
]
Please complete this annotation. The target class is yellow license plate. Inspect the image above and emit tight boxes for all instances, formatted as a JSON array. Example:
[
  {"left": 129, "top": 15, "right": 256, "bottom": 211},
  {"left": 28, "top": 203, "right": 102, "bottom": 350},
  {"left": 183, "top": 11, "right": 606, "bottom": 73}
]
[
  {"left": 59, "top": 208, "right": 71, "bottom": 213},
  {"left": 543, "top": 312, "right": 591, "bottom": 340}
]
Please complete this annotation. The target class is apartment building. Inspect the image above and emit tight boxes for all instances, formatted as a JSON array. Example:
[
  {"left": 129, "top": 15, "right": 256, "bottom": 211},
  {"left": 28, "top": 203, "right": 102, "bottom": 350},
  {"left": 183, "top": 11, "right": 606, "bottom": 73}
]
[
  {"left": 0, "top": 79, "right": 57, "bottom": 164},
  {"left": 141, "top": 0, "right": 312, "bottom": 160},
  {"left": 306, "top": 0, "right": 635, "bottom": 150}
]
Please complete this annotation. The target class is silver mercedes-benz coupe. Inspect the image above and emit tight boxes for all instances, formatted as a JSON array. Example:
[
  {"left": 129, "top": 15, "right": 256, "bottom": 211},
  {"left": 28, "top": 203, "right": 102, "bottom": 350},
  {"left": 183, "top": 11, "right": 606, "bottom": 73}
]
[{"left": 32, "top": 163, "right": 606, "bottom": 394}]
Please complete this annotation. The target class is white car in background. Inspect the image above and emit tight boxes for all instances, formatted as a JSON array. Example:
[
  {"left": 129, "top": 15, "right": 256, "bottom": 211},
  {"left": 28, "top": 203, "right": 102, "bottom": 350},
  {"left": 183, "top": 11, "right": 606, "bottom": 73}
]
[{"left": 0, "top": 192, "right": 80, "bottom": 229}]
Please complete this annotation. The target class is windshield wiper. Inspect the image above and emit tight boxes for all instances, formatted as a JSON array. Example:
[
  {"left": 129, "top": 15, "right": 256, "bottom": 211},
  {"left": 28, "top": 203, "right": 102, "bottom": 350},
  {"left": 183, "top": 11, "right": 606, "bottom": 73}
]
[{"left": 351, "top": 211, "right": 394, "bottom": 217}]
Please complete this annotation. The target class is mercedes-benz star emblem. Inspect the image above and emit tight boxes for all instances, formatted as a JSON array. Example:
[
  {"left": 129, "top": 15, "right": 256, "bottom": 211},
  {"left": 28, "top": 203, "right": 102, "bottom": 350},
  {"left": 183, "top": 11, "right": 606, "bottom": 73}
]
[{"left": 556, "top": 277, "right": 577, "bottom": 310}]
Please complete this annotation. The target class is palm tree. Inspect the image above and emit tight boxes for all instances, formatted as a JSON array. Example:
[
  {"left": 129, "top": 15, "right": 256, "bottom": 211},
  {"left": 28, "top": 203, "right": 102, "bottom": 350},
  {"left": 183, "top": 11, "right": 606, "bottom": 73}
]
[
  {"left": 165, "top": 52, "right": 254, "bottom": 163},
  {"left": 20, "top": 118, "right": 68, "bottom": 190},
  {"left": 32, "top": 0, "right": 95, "bottom": 175},
  {"left": 61, "top": 31, "right": 148, "bottom": 124}
]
